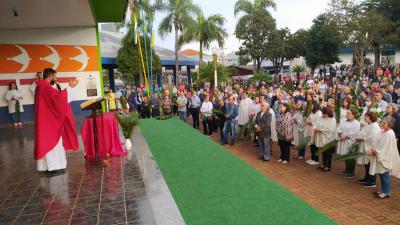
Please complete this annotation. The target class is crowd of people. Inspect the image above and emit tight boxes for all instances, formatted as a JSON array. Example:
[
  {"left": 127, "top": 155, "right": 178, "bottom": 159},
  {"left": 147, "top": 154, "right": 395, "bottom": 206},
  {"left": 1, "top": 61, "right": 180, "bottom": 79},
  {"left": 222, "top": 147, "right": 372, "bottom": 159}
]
[
  {"left": 4, "top": 64, "right": 400, "bottom": 199},
  {"left": 112, "top": 64, "right": 400, "bottom": 200}
]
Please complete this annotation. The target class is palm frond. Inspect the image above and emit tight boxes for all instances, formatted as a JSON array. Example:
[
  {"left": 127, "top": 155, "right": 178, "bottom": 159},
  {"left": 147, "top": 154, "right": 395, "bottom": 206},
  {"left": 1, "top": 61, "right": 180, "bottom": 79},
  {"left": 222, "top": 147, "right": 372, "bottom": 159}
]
[
  {"left": 334, "top": 152, "right": 365, "bottom": 161},
  {"left": 297, "top": 136, "right": 311, "bottom": 150},
  {"left": 114, "top": 111, "right": 140, "bottom": 139},
  {"left": 316, "top": 140, "right": 338, "bottom": 156}
]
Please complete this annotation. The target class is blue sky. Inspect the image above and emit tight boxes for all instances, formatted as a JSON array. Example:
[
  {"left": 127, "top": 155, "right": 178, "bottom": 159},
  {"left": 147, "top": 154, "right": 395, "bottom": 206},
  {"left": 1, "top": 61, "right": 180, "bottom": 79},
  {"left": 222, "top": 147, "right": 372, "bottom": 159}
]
[{"left": 152, "top": 0, "right": 330, "bottom": 54}]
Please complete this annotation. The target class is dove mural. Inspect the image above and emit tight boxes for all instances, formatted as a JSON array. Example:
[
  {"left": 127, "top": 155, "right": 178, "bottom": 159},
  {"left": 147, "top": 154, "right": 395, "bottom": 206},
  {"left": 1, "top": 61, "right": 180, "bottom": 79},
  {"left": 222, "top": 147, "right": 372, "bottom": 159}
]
[{"left": 0, "top": 44, "right": 98, "bottom": 73}]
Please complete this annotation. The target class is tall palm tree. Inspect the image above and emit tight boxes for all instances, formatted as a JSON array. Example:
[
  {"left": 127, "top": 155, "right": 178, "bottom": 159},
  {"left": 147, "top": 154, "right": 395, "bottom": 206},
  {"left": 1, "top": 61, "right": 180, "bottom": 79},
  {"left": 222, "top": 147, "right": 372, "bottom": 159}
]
[
  {"left": 234, "top": 0, "right": 276, "bottom": 17},
  {"left": 158, "top": 0, "right": 202, "bottom": 84},
  {"left": 179, "top": 14, "right": 228, "bottom": 66},
  {"left": 126, "top": 0, "right": 163, "bottom": 86}
]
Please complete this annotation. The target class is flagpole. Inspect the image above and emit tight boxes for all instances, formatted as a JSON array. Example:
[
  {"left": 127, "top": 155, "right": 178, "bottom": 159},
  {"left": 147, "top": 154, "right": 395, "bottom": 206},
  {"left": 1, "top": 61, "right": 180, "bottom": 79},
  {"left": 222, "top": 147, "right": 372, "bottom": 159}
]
[{"left": 137, "top": 32, "right": 150, "bottom": 97}]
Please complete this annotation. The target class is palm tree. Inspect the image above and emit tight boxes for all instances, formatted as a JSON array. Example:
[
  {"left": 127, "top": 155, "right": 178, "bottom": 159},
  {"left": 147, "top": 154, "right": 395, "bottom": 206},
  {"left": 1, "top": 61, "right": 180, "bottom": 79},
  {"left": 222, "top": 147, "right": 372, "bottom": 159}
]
[
  {"left": 158, "top": 0, "right": 202, "bottom": 84},
  {"left": 121, "top": 0, "right": 163, "bottom": 86},
  {"left": 179, "top": 14, "right": 227, "bottom": 66},
  {"left": 234, "top": 0, "right": 276, "bottom": 17}
]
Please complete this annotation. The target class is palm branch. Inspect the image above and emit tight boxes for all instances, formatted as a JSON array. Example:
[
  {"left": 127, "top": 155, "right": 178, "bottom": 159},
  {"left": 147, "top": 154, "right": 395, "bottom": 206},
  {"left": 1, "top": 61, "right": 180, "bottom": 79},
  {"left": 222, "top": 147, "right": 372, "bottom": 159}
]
[
  {"left": 335, "top": 97, "right": 341, "bottom": 123},
  {"left": 297, "top": 136, "right": 311, "bottom": 150},
  {"left": 316, "top": 140, "right": 338, "bottom": 156},
  {"left": 334, "top": 152, "right": 365, "bottom": 161},
  {"left": 120, "top": 96, "right": 128, "bottom": 110},
  {"left": 114, "top": 111, "right": 140, "bottom": 139},
  {"left": 303, "top": 100, "right": 313, "bottom": 118},
  {"left": 212, "top": 108, "right": 224, "bottom": 117}
]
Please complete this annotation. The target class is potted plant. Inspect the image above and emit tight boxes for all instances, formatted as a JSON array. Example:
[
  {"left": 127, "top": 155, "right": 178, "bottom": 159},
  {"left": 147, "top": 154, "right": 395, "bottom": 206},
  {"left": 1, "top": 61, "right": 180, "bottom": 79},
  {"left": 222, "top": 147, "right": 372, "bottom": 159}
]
[{"left": 114, "top": 111, "right": 139, "bottom": 150}]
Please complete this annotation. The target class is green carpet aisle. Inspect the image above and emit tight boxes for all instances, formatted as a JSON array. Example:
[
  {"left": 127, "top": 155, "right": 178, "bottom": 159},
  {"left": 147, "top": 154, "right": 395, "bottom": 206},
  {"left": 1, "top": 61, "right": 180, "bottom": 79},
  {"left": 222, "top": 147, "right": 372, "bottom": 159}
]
[{"left": 139, "top": 118, "right": 336, "bottom": 225}]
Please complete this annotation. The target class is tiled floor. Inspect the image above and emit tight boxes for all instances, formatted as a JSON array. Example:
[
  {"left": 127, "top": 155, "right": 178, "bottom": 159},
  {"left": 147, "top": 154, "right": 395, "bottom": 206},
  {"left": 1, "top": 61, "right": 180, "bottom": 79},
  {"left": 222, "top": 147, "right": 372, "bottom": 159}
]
[{"left": 0, "top": 121, "right": 156, "bottom": 225}]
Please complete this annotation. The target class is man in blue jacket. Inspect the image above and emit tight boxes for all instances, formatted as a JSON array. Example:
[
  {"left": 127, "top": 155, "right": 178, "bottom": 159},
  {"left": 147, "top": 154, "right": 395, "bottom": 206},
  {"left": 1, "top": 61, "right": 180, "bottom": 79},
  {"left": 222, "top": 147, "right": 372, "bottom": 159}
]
[{"left": 222, "top": 96, "right": 238, "bottom": 146}]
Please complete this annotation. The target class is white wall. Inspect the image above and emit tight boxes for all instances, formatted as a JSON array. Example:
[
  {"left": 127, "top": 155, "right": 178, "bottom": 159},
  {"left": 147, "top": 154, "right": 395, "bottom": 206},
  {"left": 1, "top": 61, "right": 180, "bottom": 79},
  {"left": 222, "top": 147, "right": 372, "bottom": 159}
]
[
  {"left": 337, "top": 51, "right": 399, "bottom": 65},
  {"left": 0, "top": 27, "right": 101, "bottom": 108}
]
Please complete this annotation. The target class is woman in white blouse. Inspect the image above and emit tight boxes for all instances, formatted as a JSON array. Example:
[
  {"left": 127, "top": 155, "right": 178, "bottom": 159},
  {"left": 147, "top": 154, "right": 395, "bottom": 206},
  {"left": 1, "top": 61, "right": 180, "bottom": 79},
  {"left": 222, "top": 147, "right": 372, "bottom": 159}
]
[
  {"left": 314, "top": 107, "right": 337, "bottom": 172},
  {"left": 200, "top": 95, "right": 213, "bottom": 137},
  {"left": 356, "top": 112, "right": 381, "bottom": 187},
  {"left": 4, "top": 82, "right": 24, "bottom": 128}
]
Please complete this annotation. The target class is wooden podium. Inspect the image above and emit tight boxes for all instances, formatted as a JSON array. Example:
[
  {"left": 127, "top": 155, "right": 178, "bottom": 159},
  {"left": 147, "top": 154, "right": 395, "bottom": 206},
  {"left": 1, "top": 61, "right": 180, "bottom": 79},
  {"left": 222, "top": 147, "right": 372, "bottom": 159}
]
[{"left": 81, "top": 97, "right": 104, "bottom": 163}]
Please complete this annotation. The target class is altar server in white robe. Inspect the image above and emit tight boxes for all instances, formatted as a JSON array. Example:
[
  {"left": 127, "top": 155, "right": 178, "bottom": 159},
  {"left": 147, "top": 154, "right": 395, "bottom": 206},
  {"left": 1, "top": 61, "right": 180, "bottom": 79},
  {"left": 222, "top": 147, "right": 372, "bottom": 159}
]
[
  {"left": 337, "top": 108, "right": 360, "bottom": 178},
  {"left": 368, "top": 117, "right": 400, "bottom": 198},
  {"left": 314, "top": 107, "right": 337, "bottom": 171},
  {"left": 356, "top": 112, "right": 381, "bottom": 187},
  {"left": 237, "top": 92, "right": 253, "bottom": 138}
]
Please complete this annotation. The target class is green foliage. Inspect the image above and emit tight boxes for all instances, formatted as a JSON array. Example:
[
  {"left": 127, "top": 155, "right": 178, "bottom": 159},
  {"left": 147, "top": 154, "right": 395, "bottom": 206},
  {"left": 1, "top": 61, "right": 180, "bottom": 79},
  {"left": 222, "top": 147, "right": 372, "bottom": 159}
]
[
  {"left": 335, "top": 97, "right": 341, "bottom": 123},
  {"left": 297, "top": 136, "right": 311, "bottom": 150},
  {"left": 114, "top": 111, "right": 140, "bottom": 139},
  {"left": 116, "top": 27, "right": 162, "bottom": 82},
  {"left": 305, "top": 14, "right": 341, "bottom": 72},
  {"left": 292, "top": 65, "right": 306, "bottom": 75},
  {"left": 334, "top": 142, "right": 362, "bottom": 161},
  {"left": 303, "top": 100, "right": 313, "bottom": 118},
  {"left": 250, "top": 71, "right": 273, "bottom": 83},
  {"left": 267, "top": 27, "right": 294, "bottom": 73},
  {"left": 158, "top": 0, "right": 202, "bottom": 80},
  {"left": 120, "top": 96, "right": 128, "bottom": 110},
  {"left": 179, "top": 14, "right": 227, "bottom": 65},
  {"left": 234, "top": 0, "right": 276, "bottom": 71},
  {"left": 238, "top": 55, "right": 251, "bottom": 65},
  {"left": 198, "top": 62, "right": 233, "bottom": 85},
  {"left": 287, "top": 29, "right": 308, "bottom": 57},
  {"left": 316, "top": 140, "right": 338, "bottom": 156}
]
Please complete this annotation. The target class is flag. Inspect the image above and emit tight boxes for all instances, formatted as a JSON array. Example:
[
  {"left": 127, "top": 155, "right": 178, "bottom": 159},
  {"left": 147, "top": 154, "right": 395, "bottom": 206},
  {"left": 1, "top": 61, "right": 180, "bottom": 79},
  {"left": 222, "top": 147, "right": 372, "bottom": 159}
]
[
  {"left": 133, "top": 15, "right": 138, "bottom": 45},
  {"left": 151, "top": 32, "right": 155, "bottom": 47}
]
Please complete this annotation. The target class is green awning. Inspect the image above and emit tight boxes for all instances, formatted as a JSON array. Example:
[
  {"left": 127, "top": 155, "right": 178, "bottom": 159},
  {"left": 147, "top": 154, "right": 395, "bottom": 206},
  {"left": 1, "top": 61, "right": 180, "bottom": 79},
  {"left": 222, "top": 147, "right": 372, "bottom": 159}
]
[{"left": 89, "top": 0, "right": 128, "bottom": 23}]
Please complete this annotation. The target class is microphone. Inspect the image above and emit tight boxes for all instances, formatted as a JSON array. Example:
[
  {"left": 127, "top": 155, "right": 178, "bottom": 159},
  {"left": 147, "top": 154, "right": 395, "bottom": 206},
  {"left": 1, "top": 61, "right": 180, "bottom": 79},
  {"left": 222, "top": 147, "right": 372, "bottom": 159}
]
[{"left": 55, "top": 82, "right": 61, "bottom": 91}]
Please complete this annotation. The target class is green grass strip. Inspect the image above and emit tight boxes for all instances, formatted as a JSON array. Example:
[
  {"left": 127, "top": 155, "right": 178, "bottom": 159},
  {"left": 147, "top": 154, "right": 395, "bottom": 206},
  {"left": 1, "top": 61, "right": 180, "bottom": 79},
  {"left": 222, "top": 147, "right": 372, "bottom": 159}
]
[{"left": 139, "top": 118, "right": 336, "bottom": 225}]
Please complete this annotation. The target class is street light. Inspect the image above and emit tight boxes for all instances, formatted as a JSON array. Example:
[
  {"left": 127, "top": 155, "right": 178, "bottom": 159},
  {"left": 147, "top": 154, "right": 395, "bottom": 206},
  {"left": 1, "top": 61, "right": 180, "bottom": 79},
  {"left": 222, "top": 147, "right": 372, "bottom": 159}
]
[{"left": 211, "top": 47, "right": 218, "bottom": 88}]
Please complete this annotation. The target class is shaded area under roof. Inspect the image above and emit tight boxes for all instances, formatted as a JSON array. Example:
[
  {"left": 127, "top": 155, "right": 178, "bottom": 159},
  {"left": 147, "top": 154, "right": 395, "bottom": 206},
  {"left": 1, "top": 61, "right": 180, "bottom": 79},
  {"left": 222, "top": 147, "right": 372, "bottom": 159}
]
[{"left": 100, "top": 30, "right": 198, "bottom": 67}]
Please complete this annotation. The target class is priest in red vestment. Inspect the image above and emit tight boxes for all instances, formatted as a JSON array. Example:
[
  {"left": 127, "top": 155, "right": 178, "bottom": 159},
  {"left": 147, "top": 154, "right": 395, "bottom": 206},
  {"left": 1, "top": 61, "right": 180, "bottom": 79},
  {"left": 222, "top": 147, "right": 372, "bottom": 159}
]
[{"left": 34, "top": 68, "right": 79, "bottom": 174}]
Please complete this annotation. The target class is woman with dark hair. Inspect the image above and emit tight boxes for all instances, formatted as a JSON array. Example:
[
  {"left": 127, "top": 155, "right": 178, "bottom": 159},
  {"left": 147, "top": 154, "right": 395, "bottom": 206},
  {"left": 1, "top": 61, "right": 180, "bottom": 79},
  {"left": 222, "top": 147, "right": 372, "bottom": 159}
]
[
  {"left": 356, "top": 112, "right": 380, "bottom": 187},
  {"left": 276, "top": 103, "right": 293, "bottom": 164},
  {"left": 340, "top": 98, "right": 351, "bottom": 124},
  {"left": 5, "top": 82, "right": 24, "bottom": 128},
  {"left": 314, "top": 107, "right": 337, "bottom": 171}
]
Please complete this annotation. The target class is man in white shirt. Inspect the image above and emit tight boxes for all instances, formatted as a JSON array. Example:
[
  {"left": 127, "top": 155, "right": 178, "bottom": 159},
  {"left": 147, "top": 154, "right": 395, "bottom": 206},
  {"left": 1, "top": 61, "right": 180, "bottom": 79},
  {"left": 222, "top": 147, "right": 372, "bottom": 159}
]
[{"left": 200, "top": 95, "right": 213, "bottom": 136}]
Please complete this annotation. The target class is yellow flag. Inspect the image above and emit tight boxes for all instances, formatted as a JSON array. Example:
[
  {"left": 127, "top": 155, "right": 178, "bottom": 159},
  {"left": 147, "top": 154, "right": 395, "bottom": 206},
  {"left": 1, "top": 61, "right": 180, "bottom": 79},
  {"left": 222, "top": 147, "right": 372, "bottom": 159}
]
[{"left": 151, "top": 32, "right": 155, "bottom": 47}]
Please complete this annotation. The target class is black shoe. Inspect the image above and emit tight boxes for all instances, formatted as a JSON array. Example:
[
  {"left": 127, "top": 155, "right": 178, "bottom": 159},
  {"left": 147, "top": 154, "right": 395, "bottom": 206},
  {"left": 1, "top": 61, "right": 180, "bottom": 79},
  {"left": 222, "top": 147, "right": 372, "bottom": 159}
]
[
  {"left": 363, "top": 183, "right": 376, "bottom": 188},
  {"left": 229, "top": 142, "right": 234, "bottom": 146},
  {"left": 358, "top": 178, "right": 368, "bottom": 184},
  {"left": 258, "top": 156, "right": 264, "bottom": 160},
  {"left": 220, "top": 142, "right": 227, "bottom": 145},
  {"left": 46, "top": 169, "right": 66, "bottom": 176},
  {"left": 260, "top": 158, "right": 269, "bottom": 162}
]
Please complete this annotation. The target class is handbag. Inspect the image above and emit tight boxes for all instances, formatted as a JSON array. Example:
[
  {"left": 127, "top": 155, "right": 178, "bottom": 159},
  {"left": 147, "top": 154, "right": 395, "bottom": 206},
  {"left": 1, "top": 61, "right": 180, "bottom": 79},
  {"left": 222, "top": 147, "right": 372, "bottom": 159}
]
[{"left": 285, "top": 132, "right": 293, "bottom": 142}]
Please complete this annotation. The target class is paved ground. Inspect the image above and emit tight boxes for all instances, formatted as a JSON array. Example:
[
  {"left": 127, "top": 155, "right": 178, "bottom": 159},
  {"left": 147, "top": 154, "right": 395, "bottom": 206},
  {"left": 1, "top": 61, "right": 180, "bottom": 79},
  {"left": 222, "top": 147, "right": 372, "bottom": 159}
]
[
  {"left": 204, "top": 128, "right": 400, "bottom": 225},
  {"left": 0, "top": 121, "right": 156, "bottom": 225}
]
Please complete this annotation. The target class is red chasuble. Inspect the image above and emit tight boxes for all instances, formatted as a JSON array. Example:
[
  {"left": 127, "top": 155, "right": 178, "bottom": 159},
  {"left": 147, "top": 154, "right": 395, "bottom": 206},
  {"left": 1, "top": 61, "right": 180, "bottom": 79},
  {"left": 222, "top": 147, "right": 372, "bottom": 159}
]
[{"left": 34, "top": 80, "right": 79, "bottom": 160}]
